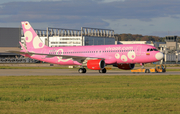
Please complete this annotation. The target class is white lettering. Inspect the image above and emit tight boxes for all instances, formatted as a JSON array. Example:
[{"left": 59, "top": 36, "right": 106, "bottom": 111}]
[{"left": 106, "top": 46, "right": 133, "bottom": 50}]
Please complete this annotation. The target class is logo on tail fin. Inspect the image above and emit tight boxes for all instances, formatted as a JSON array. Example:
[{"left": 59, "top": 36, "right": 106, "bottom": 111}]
[{"left": 22, "top": 21, "right": 47, "bottom": 50}]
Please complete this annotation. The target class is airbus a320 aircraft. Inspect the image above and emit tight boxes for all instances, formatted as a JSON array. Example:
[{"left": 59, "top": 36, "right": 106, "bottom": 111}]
[{"left": 9, "top": 21, "right": 164, "bottom": 73}]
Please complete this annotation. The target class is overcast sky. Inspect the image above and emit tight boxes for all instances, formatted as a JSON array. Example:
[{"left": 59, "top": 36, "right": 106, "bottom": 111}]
[{"left": 0, "top": 0, "right": 180, "bottom": 37}]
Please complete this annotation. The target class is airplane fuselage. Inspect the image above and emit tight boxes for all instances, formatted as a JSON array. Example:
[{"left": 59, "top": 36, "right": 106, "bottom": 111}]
[
  {"left": 25, "top": 44, "right": 162, "bottom": 65},
  {"left": 12, "top": 21, "right": 164, "bottom": 73}
]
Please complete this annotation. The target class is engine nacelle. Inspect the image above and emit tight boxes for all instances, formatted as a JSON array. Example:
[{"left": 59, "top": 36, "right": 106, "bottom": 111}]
[
  {"left": 87, "top": 59, "right": 105, "bottom": 70},
  {"left": 115, "top": 64, "right": 135, "bottom": 70}
]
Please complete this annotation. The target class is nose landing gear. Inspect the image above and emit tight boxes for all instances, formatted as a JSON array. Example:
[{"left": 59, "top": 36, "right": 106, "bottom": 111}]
[{"left": 140, "top": 63, "right": 144, "bottom": 69}]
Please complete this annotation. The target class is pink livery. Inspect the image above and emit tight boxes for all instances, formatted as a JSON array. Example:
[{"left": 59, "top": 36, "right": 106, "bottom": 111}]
[{"left": 9, "top": 21, "right": 164, "bottom": 73}]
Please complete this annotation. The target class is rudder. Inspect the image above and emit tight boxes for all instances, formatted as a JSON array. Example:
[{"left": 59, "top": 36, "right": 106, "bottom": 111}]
[{"left": 21, "top": 21, "right": 48, "bottom": 50}]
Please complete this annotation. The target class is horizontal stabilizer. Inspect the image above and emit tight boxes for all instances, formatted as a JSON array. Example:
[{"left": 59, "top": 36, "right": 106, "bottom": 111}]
[
  {"left": 6, "top": 51, "right": 34, "bottom": 56},
  {"left": 19, "top": 42, "right": 27, "bottom": 52}
]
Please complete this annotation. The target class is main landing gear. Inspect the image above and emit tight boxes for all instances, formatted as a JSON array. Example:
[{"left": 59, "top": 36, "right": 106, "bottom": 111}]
[
  {"left": 78, "top": 68, "right": 107, "bottom": 73},
  {"left": 99, "top": 68, "right": 106, "bottom": 73},
  {"left": 78, "top": 68, "right": 86, "bottom": 73}
]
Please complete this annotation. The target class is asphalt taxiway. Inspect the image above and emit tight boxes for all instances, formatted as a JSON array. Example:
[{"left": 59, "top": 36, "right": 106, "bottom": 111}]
[{"left": 0, "top": 69, "right": 179, "bottom": 76}]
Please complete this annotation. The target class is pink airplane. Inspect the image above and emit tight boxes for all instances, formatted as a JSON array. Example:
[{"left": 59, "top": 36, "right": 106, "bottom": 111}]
[{"left": 10, "top": 21, "right": 164, "bottom": 73}]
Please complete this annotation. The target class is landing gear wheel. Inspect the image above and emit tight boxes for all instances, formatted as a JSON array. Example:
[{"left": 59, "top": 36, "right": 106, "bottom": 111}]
[
  {"left": 99, "top": 68, "right": 106, "bottom": 73},
  {"left": 82, "top": 68, "right": 86, "bottom": 73},
  {"left": 78, "top": 68, "right": 86, "bottom": 73},
  {"left": 78, "top": 68, "right": 83, "bottom": 73}
]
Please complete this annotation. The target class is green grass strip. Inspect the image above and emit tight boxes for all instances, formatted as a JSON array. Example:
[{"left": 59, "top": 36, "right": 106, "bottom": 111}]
[{"left": 0, "top": 75, "right": 180, "bottom": 113}]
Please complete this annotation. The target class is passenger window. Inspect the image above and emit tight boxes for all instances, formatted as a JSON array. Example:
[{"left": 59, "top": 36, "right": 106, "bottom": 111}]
[
  {"left": 150, "top": 49, "right": 153, "bottom": 51},
  {"left": 147, "top": 49, "right": 149, "bottom": 51}
]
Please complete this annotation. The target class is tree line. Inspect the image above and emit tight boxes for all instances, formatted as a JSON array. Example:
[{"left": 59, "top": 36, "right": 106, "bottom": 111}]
[{"left": 115, "top": 34, "right": 166, "bottom": 42}]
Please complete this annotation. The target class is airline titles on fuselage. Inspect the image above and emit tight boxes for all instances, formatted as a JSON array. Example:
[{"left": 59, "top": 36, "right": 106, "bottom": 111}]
[
  {"left": 49, "top": 46, "right": 134, "bottom": 54},
  {"left": 106, "top": 46, "right": 133, "bottom": 50}
]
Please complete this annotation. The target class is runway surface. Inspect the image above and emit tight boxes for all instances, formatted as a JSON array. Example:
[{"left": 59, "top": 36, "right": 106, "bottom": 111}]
[{"left": 0, "top": 69, "right": 179, "bottom": 76}]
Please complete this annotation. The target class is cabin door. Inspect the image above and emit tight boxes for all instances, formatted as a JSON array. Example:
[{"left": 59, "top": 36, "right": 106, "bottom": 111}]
[{"left": 136, "top": 46, "right": 142, "bottom": 56}]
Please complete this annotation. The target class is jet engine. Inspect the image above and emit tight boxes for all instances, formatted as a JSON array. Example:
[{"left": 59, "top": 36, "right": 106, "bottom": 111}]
[
  {"left": 114, "top": 64, "right": 135, "bottom": 70},
  {"left": 87, "top": 59, "right": 105, "bottom": 70}
]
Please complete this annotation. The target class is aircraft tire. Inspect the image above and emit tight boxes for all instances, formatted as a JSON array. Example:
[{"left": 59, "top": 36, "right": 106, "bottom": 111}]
[
  {"left": 78, "top": 68, "right": 85, "bottom": 73},
  {"left": 102, "top": 68, "right": 106, "bottom": 73},
  {"left": 82, "top": 68, "right": 86, "bottom": 73},
  {"left": 99, "top": 68, "right": 106, "bottom": 73}
]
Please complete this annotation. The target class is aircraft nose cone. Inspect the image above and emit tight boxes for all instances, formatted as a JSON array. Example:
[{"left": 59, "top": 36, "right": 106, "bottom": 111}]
[{"left": 155, "top": 52, "right": 164, "bottom": 60}]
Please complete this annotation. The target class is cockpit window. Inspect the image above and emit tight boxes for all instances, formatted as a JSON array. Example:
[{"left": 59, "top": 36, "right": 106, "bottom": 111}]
[
  {"left": 147, "top": 48, "right": 158, "bottom": 51},
  {"left": 153, "top": 49, "right": 158, "bottom": 51}
]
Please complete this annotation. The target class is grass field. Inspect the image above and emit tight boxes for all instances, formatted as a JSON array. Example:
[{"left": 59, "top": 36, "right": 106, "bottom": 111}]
[
  {"left": 0, "top": 65, "right": 180, "bottom": 72},
  {"left": 0, "top": 75, "right": 180, "bottom": 114},
  {"left": 0, "top": 66, "right": 67, "bottom": 69}
]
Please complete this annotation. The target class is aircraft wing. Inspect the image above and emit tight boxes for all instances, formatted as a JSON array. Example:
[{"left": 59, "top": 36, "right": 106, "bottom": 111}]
[{"left": 7, "top": 51, "right": 105, "bottom": 63}]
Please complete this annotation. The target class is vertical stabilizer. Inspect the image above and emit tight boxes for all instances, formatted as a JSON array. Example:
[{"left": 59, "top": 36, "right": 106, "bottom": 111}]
[{"left": 21, "top": 21, "right": 48, "bottom": 50}]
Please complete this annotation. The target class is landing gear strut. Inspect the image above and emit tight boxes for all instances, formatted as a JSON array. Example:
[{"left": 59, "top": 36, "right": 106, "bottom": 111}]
[
  {"left": 140, "top": 63, "right": 145, "bottom": 69},
  {"left": 78, "top": 68, "right": 86, "bottom": 73},
  {"left": 99, "top": 68, "right": 106, "bottom": 73}
]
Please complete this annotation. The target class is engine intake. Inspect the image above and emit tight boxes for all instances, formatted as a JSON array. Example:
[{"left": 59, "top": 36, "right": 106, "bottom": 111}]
[{"left": 87, "top": 59, "right": 105, "bottom": 70}]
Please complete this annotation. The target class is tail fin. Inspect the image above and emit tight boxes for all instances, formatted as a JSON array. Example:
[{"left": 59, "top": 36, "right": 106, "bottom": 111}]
[{"left": 21, "top": 21, "right": 48, "bottom": 50}]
